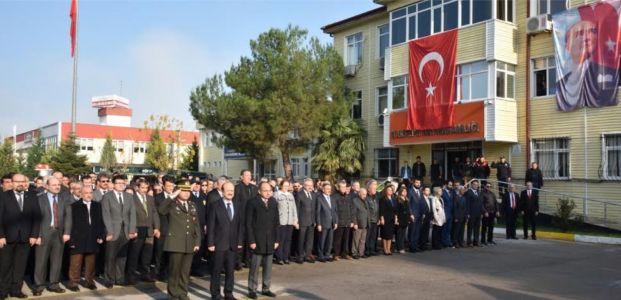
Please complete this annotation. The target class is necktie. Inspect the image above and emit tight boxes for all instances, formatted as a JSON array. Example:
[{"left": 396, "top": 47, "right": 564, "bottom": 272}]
[
  {"left": 306, "top": 191, "right": 310, "bottom": 199},
  {"left": 118, "top": 192, "right": 123, "bottom": 206},
  {"left": 184, "top": 202, "right": 188, "bottom": 212},
  {"left": 510, "top": 193, "right": 515, "bottom": 209},
  {"left": 53, "top": 194, "right": 59, "bottom": 228},
  {"left": 528, "top": 190, "right": 531, "bottom": 198},
  {"left": 416, "top": 189, "right": 420, "bottom": 197},
  {"left": 227, "top": 202, "right": 233, "bottom": 220},
  {"left": 17, "top": 193, "right": 23, "bottom": 212},
  {"left": 326, "top": 196, "right": 331, "bottom": 208},
  {"left": 194, "top": 192, "right": 198, "bottom": 198},
  {"left": 86, "top": 202, "right": 91, "bottom": 225},
  {"left": 141, "top": 194, "right": 148, "bottom": 216}
]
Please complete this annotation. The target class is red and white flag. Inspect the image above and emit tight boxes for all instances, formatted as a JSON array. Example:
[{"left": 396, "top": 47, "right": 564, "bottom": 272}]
[
  {"left": 69, "top": 0, "right": 77, "bottom": 57},
  {"left": 407, "top": 30, "right": 458, "bottom": 130}
]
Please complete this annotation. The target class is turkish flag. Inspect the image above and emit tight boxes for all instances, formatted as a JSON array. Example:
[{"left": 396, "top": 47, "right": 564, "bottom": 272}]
[
  {"left": 407, "top": 30, "right": 457, "bottom": 130},
  {"left": 69, "top": 0, "right": 77, "bottom": 57}
]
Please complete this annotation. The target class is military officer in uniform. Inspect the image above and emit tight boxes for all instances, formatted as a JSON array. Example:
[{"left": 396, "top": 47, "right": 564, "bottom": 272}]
[{"left": 158, "top": 181, "right": 202, "bottom": 300}]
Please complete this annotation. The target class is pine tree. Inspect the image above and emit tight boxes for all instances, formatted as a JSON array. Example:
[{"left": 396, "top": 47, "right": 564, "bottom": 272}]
[
  {"left": 99, "top": 134, "right": 117, "bottom": 172},
  {"left": 179, "top": 139, "right": 199, "bottom": 171},
  {"left": 0, "top": 139, "right": 18, "bottom": 176},
  {"left": 24, "top": 134, "right": 45, "bottom": 178},
  {"left": 145, "top": 128, "right": 171, "bottom": 173},
  {"left": 49, "top": 135, "right": 90, "bottom": 176}
]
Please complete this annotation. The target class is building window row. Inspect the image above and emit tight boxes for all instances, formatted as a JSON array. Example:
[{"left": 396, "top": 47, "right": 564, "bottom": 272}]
[
  {"left": 375, "top": 148, "right": 399, "bottom": 178},
  {"left": 531, "top": 137, "right": 569, "bottom": 180},
  {"left": 391, "top": 0, "right": 515, "bottom": 46},
  {"left": 603, "top": 134, "right": 621, "bottom": 180},
  {"left": 291, "top": 157, "right": 310, "bottom": 178},
  {"left": 79, "top": 138, "right": 94, "bottom": 151},
  {"left": 133, "top": 142, "right": 147, "bottom": 153},
  {"left": 535, "top": 0, "right": 566, "bottom": 16},
  {"left": 352, "top": 91, "right": 362, "bottom": 119},
  {"left": 346, "top": 32, "right": 364, "bottom": 66}
]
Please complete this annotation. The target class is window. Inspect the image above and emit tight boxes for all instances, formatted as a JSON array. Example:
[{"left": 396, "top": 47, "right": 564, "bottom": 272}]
[
  {"left": 444, "top": 0, "right": 458, "bottom": 30},
  {"left": 461, "top": 0, "right": 471, "bottom": 26},
  {"left": 391, "top": 8, "right": 407, "bottom": 45},
  {"left": 133, "top": 142, "right": 146, "bottom": 153},
  {"left": 259, "top": 160, "right": 276, "bottom": 179},
  {"left": 473, "top": 0, "right": 492, "bottom": 23},
  {"left": 346, "top": 32, "right": 363, "bottom": 66},
  {"left": 392, "top": 75, "right": 408, "bottom": 110},
  {"left": 496, "top": 61, "right": 515, "bottom": 99},
  {"left": 457, "top": 60, "right": 488, "bottom": 101},
  {"left": 532, "top": 138, "right": 570, "bottom": 179},
  {"left": 79, "top": 139, "right": 94, "bottom": 151},
  {"left": 497, "top": 0, "right": 513, "bottom": 22},
  {"left": 533, "top": 56, "right": 556, "bottom": 97},
  {"left": 292, "top": 158, "right": 300, "bottom": 178},
  {"left": 377, "top": 86, "right": 388, "bottom": 115},
  {"left": 352, "top": 91, "right": 362, "bottom": 119},
  {"left": 303, "top": 158, "right": 309, "bottom": 177},
  {"left": 378, "top": 24, "right": 390, "bottom": 59},
  {"left": 375, "top": 148, "right": 399, "bottom": 178},
  {"left": 537, "top": 0, "right": 566, "bottom": 16},
  {"left": 202, "top": 132, "right": 214, "bottom": 148},
  {"left": 603, "top": 134, "right": 621, "bottom": 179},
  {"left": 113, "top": 141, "right": 124, "bottom": 153}
]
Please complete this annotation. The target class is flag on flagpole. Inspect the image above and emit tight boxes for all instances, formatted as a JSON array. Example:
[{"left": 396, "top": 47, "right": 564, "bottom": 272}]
[{"left": 69, "top": 0, "right": 77, "bottom": 57}]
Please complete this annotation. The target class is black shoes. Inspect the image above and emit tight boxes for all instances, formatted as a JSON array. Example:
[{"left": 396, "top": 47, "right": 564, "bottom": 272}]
[
  {"left": 10, "top": 292, "right": 28, "bottom": 298},
  {"left": 262, "top": 290, "right": 277, "bottom": 297},
  {"left": 248, "top": 291, "right": 258, "bottom": 299}
]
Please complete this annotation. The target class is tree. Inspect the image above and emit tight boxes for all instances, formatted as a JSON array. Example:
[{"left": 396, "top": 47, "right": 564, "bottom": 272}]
[
  {"left": 190, "top": 25, "right": 349, "bottom": 179},
  {"left": 312, "top": 117, "right": 366, "bottom": 181},
  {"left": 0, "top": 139, "right": 18, "bottom": 176},
  {"left": 145, "top": 128, "right": 171, "bottom": 173},
  {"left": 179, "top": 139, "right": 199, "bottom": 171},
  {"left": 49, "top": 135, "right": 90, "bottom": 176},
  {"left": 24, "top": 134, "right": 45, "bottom": 178},
  {"left": 99, "top": 134, "right": 117, "bottom": 172}
]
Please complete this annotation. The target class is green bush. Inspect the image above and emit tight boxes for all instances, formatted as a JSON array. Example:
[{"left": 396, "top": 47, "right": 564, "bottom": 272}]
[{"left": 554, "top": 197, "right": 577, "bottom": 232}]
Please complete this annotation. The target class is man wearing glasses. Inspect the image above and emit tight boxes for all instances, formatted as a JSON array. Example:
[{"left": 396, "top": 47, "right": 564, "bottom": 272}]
[{"left": 93, "top": 173, "right": 110, "bottom": 202}]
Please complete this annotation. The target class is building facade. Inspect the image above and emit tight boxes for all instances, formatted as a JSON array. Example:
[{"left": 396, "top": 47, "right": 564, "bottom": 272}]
[
  {"left": 322, "top": 0, "right": 621, "bottom": 221},
  {"left": 13, "top": 95, "right": 199, "bottom": 175}
]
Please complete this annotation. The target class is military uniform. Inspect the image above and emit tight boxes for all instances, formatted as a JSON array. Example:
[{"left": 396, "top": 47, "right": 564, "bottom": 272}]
[{"left": 158, "top": 196, "right": 201, "bottom": 300}]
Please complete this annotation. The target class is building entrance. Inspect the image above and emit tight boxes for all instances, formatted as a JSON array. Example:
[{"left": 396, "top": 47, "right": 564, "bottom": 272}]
[{"left": 432, "top": 141, "right": 482, "bottom": 184}]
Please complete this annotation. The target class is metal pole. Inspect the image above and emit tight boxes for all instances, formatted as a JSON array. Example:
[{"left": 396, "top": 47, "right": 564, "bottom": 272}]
[{"left": 70, "top": 0, "right": 79, "bottom": 135}]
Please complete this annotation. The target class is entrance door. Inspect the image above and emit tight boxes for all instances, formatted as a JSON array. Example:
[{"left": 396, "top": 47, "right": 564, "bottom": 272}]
[{"left": 447, "top": 150, "right": 468, "bottom": 183}]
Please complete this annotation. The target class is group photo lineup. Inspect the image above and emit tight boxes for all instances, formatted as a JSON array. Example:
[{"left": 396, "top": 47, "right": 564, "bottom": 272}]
[{"left": 1, "top": 0, "right": 620, "bottom": 299}]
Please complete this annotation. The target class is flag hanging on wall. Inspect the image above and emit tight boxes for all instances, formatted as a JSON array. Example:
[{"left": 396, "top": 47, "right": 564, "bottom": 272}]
[
  {"left": 407, "top": 29, "right": 458, "bottom": 130},
  {"left": 553, "top": 0, "right": 620, "bottom": 112}
]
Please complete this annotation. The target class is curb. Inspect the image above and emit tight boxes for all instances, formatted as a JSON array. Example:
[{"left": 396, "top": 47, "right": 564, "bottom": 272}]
[{"left": 492, "top": 228, "right": 621, "bottom": 245}]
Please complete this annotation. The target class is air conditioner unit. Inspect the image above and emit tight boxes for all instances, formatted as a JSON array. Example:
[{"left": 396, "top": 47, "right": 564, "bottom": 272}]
[
  {"left": 345, "top": 65, "right": 357, "bottom": 77},
  {"left": 527, "top": 14, "right": 552, "bottom": 35},
  {"left": 377, "top": 114, "right": 385, "bottom": 126},
  {"left": 379, "top": 57, "right": 385, "bottom": 70}
]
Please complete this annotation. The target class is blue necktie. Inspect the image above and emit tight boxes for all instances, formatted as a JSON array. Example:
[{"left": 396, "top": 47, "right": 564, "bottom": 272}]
[{"left": 227, "top": 202, "right": 233, "bottom": 220}]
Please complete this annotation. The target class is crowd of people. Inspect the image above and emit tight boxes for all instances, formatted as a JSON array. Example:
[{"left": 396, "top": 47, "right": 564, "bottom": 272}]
[{"left": 0, "top": 158, "right": 545, "bottom": 300}]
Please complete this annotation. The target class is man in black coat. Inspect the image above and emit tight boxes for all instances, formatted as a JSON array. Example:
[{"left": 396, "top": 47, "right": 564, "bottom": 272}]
[
  {"left": 66, "top": 186, "right": 105, "bottom": 291},
  {"left": 315, "top": 182, "right": 338, "bottom": 262},
  {"left": 245, "top": 182, "right": 279, "bottom": 299},
  {"left": 207, "top": 182, "right": 243, "bottom": 300},
  {"left": 234, "top": 170, "right": 257, "bottom": 269},
  {"left": 0, "top": 173, "right": 41, "bottom": 299},
  {"left": 520, "top": 182, "right": 539, "bottom": 240},
  {"left": 494, "top": 156, "right": 512, "bottom": 198},
  {"left": 294, "top": 178, "right": 316, "bottom": 264},
  {"left": 190, "top": 178, "right": 208, "bottom": 277},
  {"left": 501, "top": 184, "right": 519, "bottom": 240},
  {"left": 153, "top": 176, "right": 176, "bottom": 280},
  {"left": 418, "top": 186, "right": 433, "bottom": 251},
  {"left": 465, "top": 180, "right": 483, "bottom": 247},
  {"left": 332, "top": 181, "right": 353, "bottom": 260},
  {"left": 412, "top": 156, "right": 426, "bottom": 181}
]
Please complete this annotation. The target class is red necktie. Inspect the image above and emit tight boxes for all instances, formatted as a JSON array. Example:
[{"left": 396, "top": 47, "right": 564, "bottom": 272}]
[{"left": 53, "top": 195, "right": 59, "bottom": 228}]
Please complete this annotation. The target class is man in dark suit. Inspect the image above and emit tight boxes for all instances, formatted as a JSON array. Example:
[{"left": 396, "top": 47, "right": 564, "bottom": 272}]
[
  {"left": 333, "top": 181, "right": 353, "bottom": 260},
  {"left": 189, "top": 178, "right": 208, "bottom": 276},
  {"left": 101, "top": 174, "right": 137, "bottom": 287},
  {"left": 65, "top": 186, "right": 105, "bottom": 291},
  {"left": 32, "top": 176, "right": 72, "bottom": 295},
  {"left": 465, "top": 180, "right": 483, "bottom": 247},
  {"left": 234, "top": 170, "right": 257, "bottom": 269},
  {"left": 207, "top": 176, "right": 227, "bottom": 207},
  {"left": 127, "top": 179, "right": 160, "bottom": 284},
  {"left": 294, "top": 178, "right": 316, "bottom": 264},
  {"left": 412, "top": 156, "right": 426, "bottom": 181},
  {"left": 0, "top": 173, "right": 41, "bottom": 299},
  {"left": 245, "top": 182, "right": 280, "bottom": 299},
  {"left": 520, "top": 181, "right": 539, "bottom": 240},
  {"left": 501, "top": 184, "right": 519, "bottom": 240},
  {"left": 418, "top": 186, "right": 432, "bottom": 251},
  {"left": 315, "top": 182, "right": 337, "bottom": 263},
  {"left": 153, "top": 176, "right": 175, "bottom": 280},
  {"left": 408, "top": 179, "right": 423, "bottom": 252},
  {"left": 92, "top": 173, "right": 110, "bottom": 202},
  {"left": 207, "top": 182, "right": 243, "bottom": 300}
]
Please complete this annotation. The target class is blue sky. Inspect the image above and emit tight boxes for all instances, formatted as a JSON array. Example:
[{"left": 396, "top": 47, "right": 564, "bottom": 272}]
[{"left": 0, "top": 0, "right": 379, "bottom": 137}]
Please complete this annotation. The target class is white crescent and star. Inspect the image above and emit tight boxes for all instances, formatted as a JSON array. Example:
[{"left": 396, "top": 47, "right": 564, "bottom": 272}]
[{"left": 418, "top": 52, "right": 445, "bottom": 97}]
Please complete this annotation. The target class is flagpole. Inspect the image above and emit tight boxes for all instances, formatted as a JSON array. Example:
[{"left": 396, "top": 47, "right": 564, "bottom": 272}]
[{"left": 71, "top": 0, "right": 79, "bottom": 135}]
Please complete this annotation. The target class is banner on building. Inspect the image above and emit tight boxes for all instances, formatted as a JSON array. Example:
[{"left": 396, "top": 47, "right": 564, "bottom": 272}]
[
  {"left": 407, "top": 29, "right": 458, "bottom": 130},
  {"left": 553, "top": 0, "right": 620, "bottom": 112}
]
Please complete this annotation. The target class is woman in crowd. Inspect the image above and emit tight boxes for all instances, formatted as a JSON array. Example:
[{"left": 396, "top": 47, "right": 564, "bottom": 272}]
[
  {"left": 200, "top": 179, "right": 213, "bottom": 194},
  {"left": 395, "top": 186, "right": 411, "bottom": 254},
  {"left": 431, "top": 187, "right": 446, "bottom": 250},
  {"left": 274, "top": 180, "right": 298, "bottom": 264},
  {"left": 378, "top": 184, "right": 397, "bottom": 255}
]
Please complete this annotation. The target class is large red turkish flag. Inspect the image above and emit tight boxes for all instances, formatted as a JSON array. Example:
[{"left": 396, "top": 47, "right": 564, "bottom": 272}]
[{"left": 407, "top": 30, "right": 457, "bottom": 130}]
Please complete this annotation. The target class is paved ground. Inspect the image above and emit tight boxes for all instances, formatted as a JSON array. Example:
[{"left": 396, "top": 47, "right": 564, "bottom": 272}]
[{"left": 27, "top": 237, "right": 621, "bottom": 300}]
